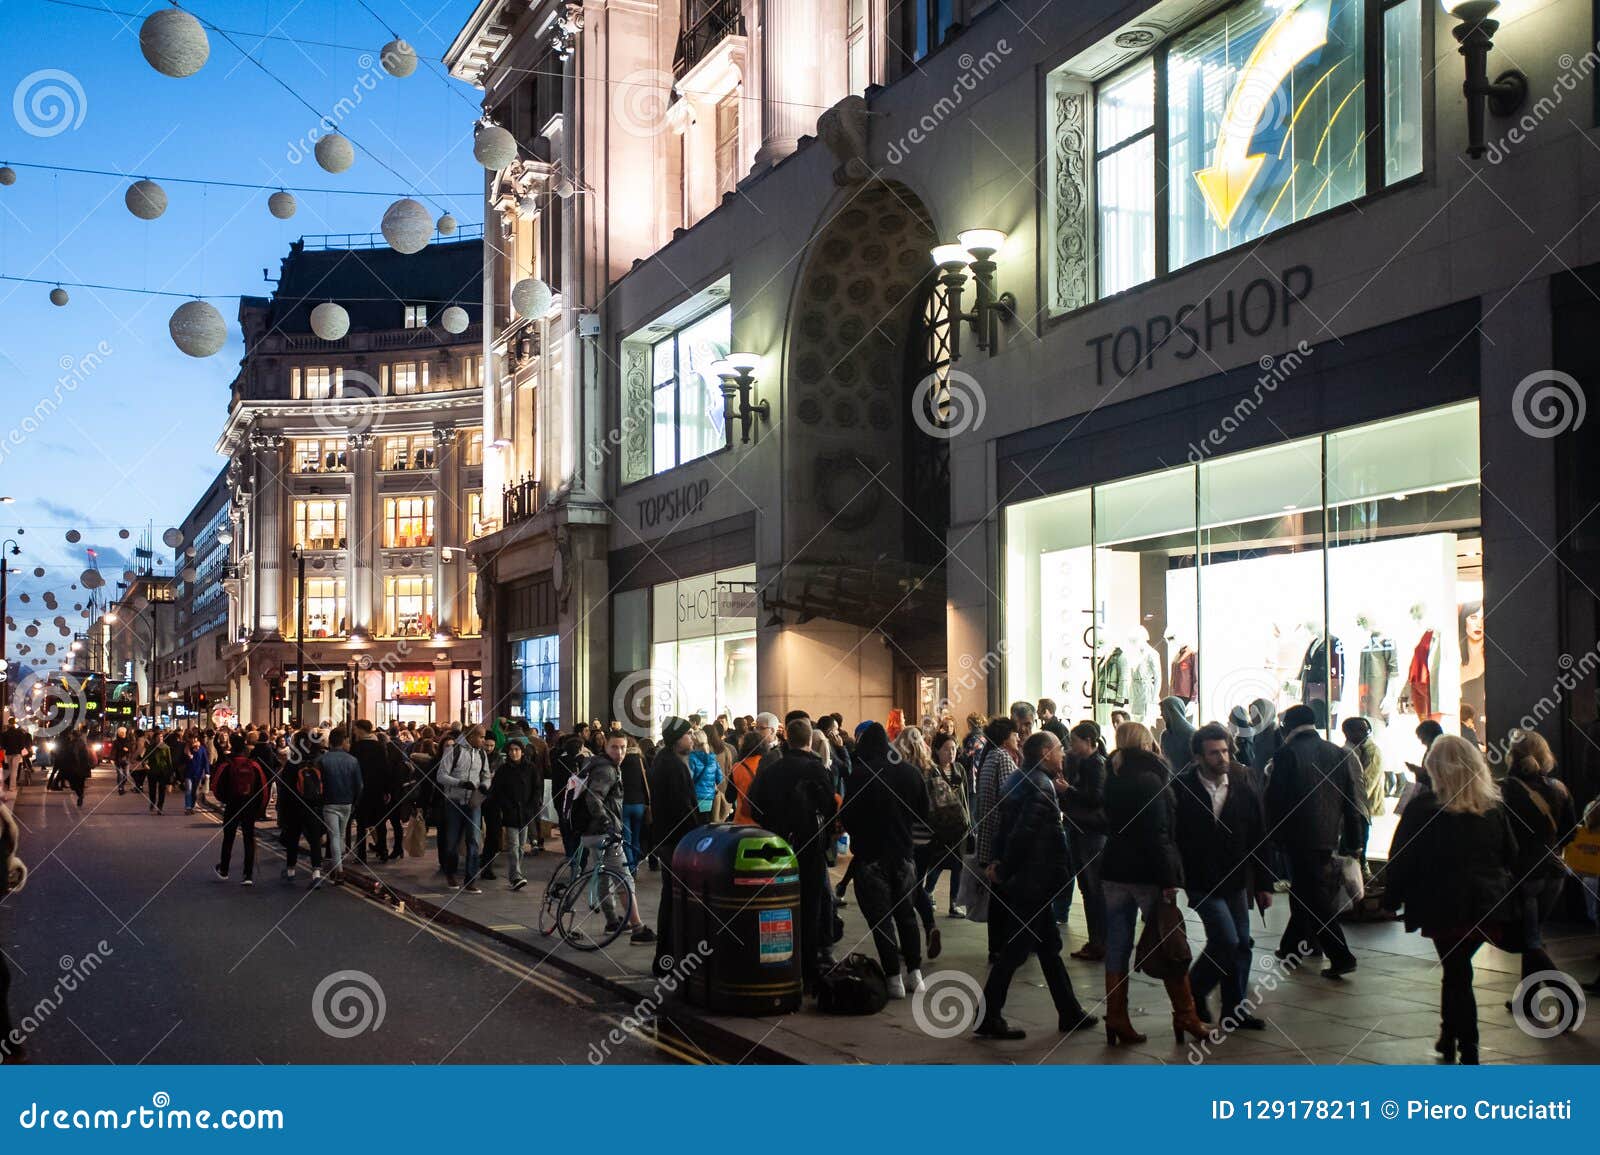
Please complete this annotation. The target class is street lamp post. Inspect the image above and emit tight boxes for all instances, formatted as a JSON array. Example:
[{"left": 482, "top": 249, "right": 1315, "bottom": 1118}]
[
  {"left": 292, "top": 548, "right": 306, "bottom": 728},
  {"left": 0, "top": 537, "right": 20, "bottom": 724}
]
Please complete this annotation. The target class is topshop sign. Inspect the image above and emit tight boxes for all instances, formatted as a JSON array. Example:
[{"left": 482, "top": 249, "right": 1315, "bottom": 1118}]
[{"left": 1086, "top": 265, "right": 1313, "bottom": 386}]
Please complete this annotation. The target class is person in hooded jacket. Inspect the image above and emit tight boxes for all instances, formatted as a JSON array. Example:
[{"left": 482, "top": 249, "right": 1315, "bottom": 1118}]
[
  {"left": 58, "top": 728, "right": 93, "bottom": 808},
  {"left": 1159, "top": 696, "right": 1196, "bottom": 772},
  {"left": 645, "top": 718, "right": 699, "bottom": 975},
  {"left": 1062, "top": 720, "right": 1110, "bottom": 961},
  {"left": 490, "top": 737, "right": 545, "bottom": 891},
  {"left": 211, "top": 734, "right": 271, "bottom": 885}
]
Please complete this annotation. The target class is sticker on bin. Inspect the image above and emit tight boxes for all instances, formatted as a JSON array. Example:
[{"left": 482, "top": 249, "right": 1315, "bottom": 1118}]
[{"left": 759, "top": 908, "right": 794, "bottom": 965}]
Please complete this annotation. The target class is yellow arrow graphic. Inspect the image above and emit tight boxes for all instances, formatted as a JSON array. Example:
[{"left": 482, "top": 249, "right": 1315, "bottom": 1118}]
[{"left": 1194, "top": 0, "right": 1331, "bottom": 229}]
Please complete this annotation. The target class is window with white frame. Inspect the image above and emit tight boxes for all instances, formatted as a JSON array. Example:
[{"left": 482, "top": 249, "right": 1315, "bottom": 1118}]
[
  {"left": 403, "top": 304, "right": 428, "bottom": 329},
  {"left": 384, "top": 496, "right": 435, "bottom": 548},
  {"left": 462, "top": 570, "right": 482, "bottom": 635},
  {"left": 391, "top": 362, "right": 422, "bottom": 395},
  {"left": 384, "top": 575, "right": 435, "bottom": 637},
  {"left": 463, "top": 429, "right": 484, "bottom": 466},
  {"left": 714, "top": 94, "right": 740, "bottom": 199},
  {"left": 289, "top": 578, "right": 347, "bottom": 639},
  {"left": 303, "top": 366, "right": 342, "bottom": 399},
  {"left": 381, "top": 433, "right": 435, "bottom": 471},
  {"left": 292, "top": 438, "right": 347, "bottom": 474},
  {"left": 1069, "top": 0, "right": 1422, "bottom": 304},
  {"left": 292, "top": 499, "right": 347, "bottom": 551},
  {"left": 650, "top": 304, "right": 730, "bottom": 476},
  {"left": 466, "top": 490, "right": 486, "bottom": 539}
]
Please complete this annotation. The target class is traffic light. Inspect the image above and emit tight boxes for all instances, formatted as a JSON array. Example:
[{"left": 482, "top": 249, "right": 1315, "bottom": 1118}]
[
  {"left": 269, "top": 675, "right": 285, "bottom": 707},
  {"left": 466, "top": 671, "right": 482, "bottom": 702},
  {"left": 306, "top": 672, "right": 322, "bottom": 698}
]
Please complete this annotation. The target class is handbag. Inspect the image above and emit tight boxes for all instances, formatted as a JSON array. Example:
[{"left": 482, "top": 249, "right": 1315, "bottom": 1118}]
[
  {"left": 403, "top": 814, "right": 427, "bottom": 858},
  {"left": 1134, "top": 897, "right": 1192, "bottom": 981},
  {"left": 957, "top": 853, "right": 991, "bottom": 922}
]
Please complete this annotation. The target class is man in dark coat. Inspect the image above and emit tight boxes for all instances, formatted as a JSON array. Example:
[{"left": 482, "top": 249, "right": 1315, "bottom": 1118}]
[
  {"left": 975, "top": 730, "right": 1097, "bottom": 1039},
  {"left": 747, "top": 717, "right": 838, "bottom": 992},
  {"left": 1173, "top": 722, "right": 1275, "bottom": 1029},
  {"left": 645, "top": 717, "right": 697, "bottom": 976},
  {"left": 350, "top": 720, "right": 392, "bottom": 863},
  {"left": 489, "top": 737, "right": 543, "bottom": 890},
  {"left": 1264, "top": 703, "right": 1364, "bottom": 978},
  {"left": 58, "top": 728, "right": 93, "bottom": 807}
]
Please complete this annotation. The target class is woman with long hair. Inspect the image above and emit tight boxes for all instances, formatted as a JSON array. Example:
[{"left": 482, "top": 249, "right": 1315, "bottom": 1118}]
[
  {"left": 894, "top": 726, "right": 945, "bottom": 959},
  {"left": 1100, "top": 721, "right": 1207, "bottom": 1045},
  {"left": 1064, "top": 720, "right": 1110, "bottom": 961},
  {"left": 1501, "top": 731, "right": 1577, "bottom": 1008},
  {"left": 1384, "top": 735, "right": 1519, "bottom": 1064}
]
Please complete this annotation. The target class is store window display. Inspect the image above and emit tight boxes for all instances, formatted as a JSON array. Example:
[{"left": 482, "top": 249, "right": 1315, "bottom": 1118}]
[{"left": 1003, "top": 402, "right": 1484, "bottom": 857}]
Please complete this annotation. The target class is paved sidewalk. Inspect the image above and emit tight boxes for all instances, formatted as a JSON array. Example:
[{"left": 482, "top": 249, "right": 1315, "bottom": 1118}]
[{"left": 348, "top": 831, "right": 1600, "bottom": 1065}]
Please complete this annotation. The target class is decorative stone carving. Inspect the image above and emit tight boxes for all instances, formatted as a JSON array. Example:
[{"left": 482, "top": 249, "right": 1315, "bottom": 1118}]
[
  {"left": 1052, "top": 87, "right": 1092, "bottom": 314},
  {"left": 346, "top": 432, "right": 374, "bottom": 451},
  {"left": 620, "top": 342, "right": 652, "bottom": 484},
  {"left": 813, "top": 452, "right": 883, "bottom": 532},
  {"left": 818, "top": 94, "right": 870, "bottom": 185},
  {"left": 551, "top": 3, "right": 583, "bottom": 60}
]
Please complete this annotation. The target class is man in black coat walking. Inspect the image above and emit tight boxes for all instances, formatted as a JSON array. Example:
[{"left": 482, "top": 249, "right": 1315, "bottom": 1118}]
[
  {"left": 1264, "top": 704, "right": 1364, "bottom": 978},
  {"left": 1174, "top": 723, "right": 1275, "bottom": 1028},
  {"left": 975, "top": 730, "right": 1097, "bottom": 1040},
  {"left": 748, "top": 717, "right": 838, "bottom": 993},
  {"left": 645, "top": 718, "right": 698, "bottom": 975}
]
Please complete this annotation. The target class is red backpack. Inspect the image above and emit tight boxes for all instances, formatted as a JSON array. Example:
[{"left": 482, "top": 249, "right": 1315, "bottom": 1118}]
[{"left": 222, "top": 756, "right": 262, "bottom": 804}]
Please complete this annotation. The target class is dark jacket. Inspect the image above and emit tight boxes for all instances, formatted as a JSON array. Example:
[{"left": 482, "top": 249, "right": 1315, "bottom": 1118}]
[
  {"left": 213, "top": 752, "right": 270, "bottom": 817},
  {"left": 838, "top": 726, "right": 927, "bottom": 864},
  {"left": 747, "top": 747, "right": 838, "bottom": 862},
  {"left": 644, "top": 746, "right": 698, "bottom": 858},
  {"left": 317, "top": 748, "right": 364, "bottom": 807},
  {"left": 1264, "top": 725, "right": 1365, "bottom": 854},
  {"left": 1173, "top": 763, "right": 1274, "bottom": 902},
  {"left": 1158, "top": 697, "right": 1195, "bottom": 771},
  {"left": 490, "top": 745, "right": 544, "bottom": 829},
  {"left": 1502, "top": 765, "right": 1577, "bottom": 881},
  {"left": 1101, "top": 748, "right": 1183, "bottom": 887},
  {"left": 351, "top": 736, "right": 391, "bottom": 822},
  {"left": 1384, "top": 794, "right": 1520, "bottom": 934},
  {"left": 992, "top": 763, "right": 1072, "bottom": 903},
  {"left": 1062, "top": 751, "right": 1108, "bottom": 835}
]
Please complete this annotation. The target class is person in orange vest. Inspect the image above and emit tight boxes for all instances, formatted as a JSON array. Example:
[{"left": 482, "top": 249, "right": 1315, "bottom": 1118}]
[{"left": 724, "top": 730, "right": 765, "bottom": 825}]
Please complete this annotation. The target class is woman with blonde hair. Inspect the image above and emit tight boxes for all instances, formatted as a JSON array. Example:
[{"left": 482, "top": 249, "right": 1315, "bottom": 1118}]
[
  {"left": 1502, "top": 730, "right": 1577, "bottom": 1008},
  {"left": 1099, "top": 719, "right": 1205, "bottom": 1045},
  {"left": 1383, "top": 735, "right": 1519, "bottom": 1064}
]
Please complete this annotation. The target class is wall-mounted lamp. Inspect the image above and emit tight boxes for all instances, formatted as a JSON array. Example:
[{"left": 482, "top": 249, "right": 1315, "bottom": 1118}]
[
  {"left": 217, "top": 528, "right": 233, "bottom": 546},
  {"left": 1443, "top": 0, "right": 1528, "bottom": 158},
  {"left": 711, "top": 353, "right": 771, "bottom": 445},
  {"left": 930, "top": 229, "right": 1016, "bottom": 362}
]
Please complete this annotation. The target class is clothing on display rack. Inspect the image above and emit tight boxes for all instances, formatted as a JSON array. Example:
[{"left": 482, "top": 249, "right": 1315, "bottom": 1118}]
[
  {"left": 1299, "top": 635, "right": 1345, "bottom": 728},
  {"left": 1095, "top": 648, "right": 1128, "bottom": 707},
  {"left": 1127, "top": 642, "right": 1162, "bottom": 723},
  {"left": 1169, "top": 645, "right": 1197, "bottom": 702},
  {"left": 1357, "top": 633, "right": 1399, "bottom": 720},
  {"left": 1403, "top": 629, "right": 1442, "bottom": 720}
]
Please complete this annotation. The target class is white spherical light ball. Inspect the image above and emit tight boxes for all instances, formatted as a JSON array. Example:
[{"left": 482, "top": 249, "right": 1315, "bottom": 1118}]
[
  {"left": 381, "top": 197, "right": 432, "bottom": 254},
  {"left": 309, "top": 301, "right": 350, "bottom": 340},
  {"left": 49, "top": 286, "right": 68, "bottom": 306},
  {"left": 140, "top": 8, "right": 210, "bottom": 78},
  {"left": 314, "top": 133, "right": 355, "bottom": 174},
  {"left": 126, "top": 179, "right": 167, "bottom": 220},
  {"left": 440, "top": 305, "right": 469, "bottom": 334},
  {"left": 268, "top": 190, "right": 297, "bottom": 219},
  {"left": 436, "top": 213, "right": 457, "bottom": 236},
  {"left": 182, "top": 566, "right": 198, "bottom": 583},
  {"left": 169, "top": 300, "right": 227, "bottom": 358},
  {"left": 381, "top": 38, "right": 418, "bottom": 77},
  {"left": 554, "top": 175, "right": 575, "bottom": 200},
  {"left": 0, "top": 166, "right": 15, "bottom": 186},
  {"left": 162, "top": 527, "right": 184, "bottom": 548},
  {"left": 473, "top": 124, "right": 516, "bottom": 170},
  {"left": 511, "top": 277, "right": 552, "bottom": 319}
]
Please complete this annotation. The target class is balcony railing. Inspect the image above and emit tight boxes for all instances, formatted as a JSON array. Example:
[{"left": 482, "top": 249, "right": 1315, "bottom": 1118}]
[
  {"left": 503, "top": 475, "right": 541, "bottom": 529},
  {"left": 299, "top": 223, "right": 485, "bottom": 250},
  {"left": 673, "top": 0, "right": 744, "bottom": 78}
]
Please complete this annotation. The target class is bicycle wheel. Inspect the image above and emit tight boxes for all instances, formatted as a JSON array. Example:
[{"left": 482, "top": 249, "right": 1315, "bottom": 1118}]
[
  {"left": 557, "top": 865, "right": 634, "bottom": 952},
  {"left": 538, "top": 872, "right": 570, "bottom": 937}
]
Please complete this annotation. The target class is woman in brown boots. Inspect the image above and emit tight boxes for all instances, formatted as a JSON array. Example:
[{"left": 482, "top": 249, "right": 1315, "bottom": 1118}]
[{"left": 1098, "top": 722, "right": 1211, "bottom": 1045}]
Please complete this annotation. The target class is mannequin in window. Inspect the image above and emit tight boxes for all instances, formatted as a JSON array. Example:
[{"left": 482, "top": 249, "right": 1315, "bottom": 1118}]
[
  {"left": 1095, "top": 643, "right": 1129, "bottom": 728},
  {"left": 1168, "top": 636, "right": 1197, "bottom": 704},
  {"left": 1126, "top": 627, "right": 1161, "bottom": 727},
  {"left": 1458, "top": 600, "right": 1486, "bottom": 723},
  {"left": 1299, "top": 629, "right": 1344, "bottom": 729},
  {"left": 1355, "top": 613, "right": 1399, "bottom": 731},
  {"left": 1400, "top": 602, "right": 1443, "bottom": 723}
]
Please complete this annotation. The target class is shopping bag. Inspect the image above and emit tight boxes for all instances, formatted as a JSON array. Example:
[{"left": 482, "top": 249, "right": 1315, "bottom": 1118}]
[
  {"left": 403, "top": 814, "right": 428, "bottom": 858},
  {"left": 1134, "top": 898, "right": 1192, "bottom": 981},
  {"left": 1329, "top": 852, "right": 1365, "bottom": 914},
  {"left": 957, "top": 854, "right": 991, "bottom": 922}
]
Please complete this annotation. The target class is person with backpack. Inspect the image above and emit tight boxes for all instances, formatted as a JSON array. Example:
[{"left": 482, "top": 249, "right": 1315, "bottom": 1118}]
[
  {"left": 143, "top": 733, "right": 175, "bottom": 815},
  {"left": 552, "top": 728, "right": 589, "bottom": 860},
  {"left": 211, "top": 734, "right": 271, "bottom": 885},
  {"left": 436, "top": 725, "right": 491, "bottom": 891},
  {"left": 279, "top": 728, "right": 327, "bottom": 883},
  {"left": 921, "top": 731, "right": 970, "bottom": 920}
]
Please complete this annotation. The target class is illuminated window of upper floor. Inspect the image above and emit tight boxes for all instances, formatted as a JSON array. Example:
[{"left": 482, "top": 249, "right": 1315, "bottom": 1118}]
[
  {"left": 381, "top": 433, "right": 436, "bottom": 472},
  {"left": 292, "top": 438, "right": 347, "bottom": 474},
  {"left": 463, "top": 429, "right": 484, "bottom": 466},
  {"left": 466, "top": 490, "right": 486, "bottom": 540},
  {"left": 462, "top": 570, "right": 482, "bottom": 636},
  {"left": 1046, "top": 0, "right": 1423, "bottom": 312},
  {"left": 384, "top": 575, "right": 435, "bottom": 638},
  {"left": 619, "top": 280, "right": 732, "bottom": 484},
  {"left": 292, "top": 499, "right": 347, "bottom": 552},
  {"left": 403, "top": 304, "right": 428, "bottom": 329},
  {"left": 384, "top": 495, "right": 436, "bottom": 549},
  {"left": 299, "top": 366, "right": 343, "bottom": 400}
]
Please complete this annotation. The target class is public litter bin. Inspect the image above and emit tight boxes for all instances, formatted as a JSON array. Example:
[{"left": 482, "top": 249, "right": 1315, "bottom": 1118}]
[{"left": 670, "top": 824, "right": 804, "bottom": 1015}]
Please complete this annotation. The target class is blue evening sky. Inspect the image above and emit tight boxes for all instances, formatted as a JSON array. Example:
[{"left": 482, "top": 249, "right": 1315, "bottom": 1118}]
[{"left": 0, "top": 0, "right": 481, "bottom": 671}]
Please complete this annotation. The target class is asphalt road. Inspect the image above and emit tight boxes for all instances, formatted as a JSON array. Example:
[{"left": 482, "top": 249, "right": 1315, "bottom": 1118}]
[{"left": 0, "top": 767, "right": 679, "bottom": 1064}]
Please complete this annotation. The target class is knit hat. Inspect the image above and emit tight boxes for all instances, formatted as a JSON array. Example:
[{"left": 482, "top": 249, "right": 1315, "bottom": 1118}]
[
  {"left": 661, "top": 716, "right": 692, "bottom": 745},
  {"left": 1281, "top": 704, "right": 1317, "bottom": 731},
  {"left": 855, "top": 720, "right": 876, "bottom": 741}
]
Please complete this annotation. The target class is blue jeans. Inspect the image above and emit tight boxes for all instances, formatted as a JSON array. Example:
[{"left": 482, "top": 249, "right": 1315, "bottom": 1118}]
[
  {"left": 1103, "top": 880, "right": 1162, "bottom": 973},
  {"left": 323, "top": 803, "right": 353, "bottom": 872},
  {"left": 184, "top": 777, "right": 201, "bottom": 810},
  {"left": 622, "top": 803, "right": 647, "bottom": 872},
  {"left": 440, "top": 802, "right": 482, "bottom": 880},
  {"left": 1064, "top": 831, "right": 1107, "bottom": 946},
  {"left": 1190, "top": 890, "right": 1252, "bottom": 1020},
  {"left": 1520, "top": 875, "right": 1563, "bottom": 951}
]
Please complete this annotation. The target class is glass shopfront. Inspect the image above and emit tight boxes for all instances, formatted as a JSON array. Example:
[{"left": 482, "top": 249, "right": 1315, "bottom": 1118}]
[
  {"left": 382, "top": 671, "right": 436, "bottom": 727},
  {"left": 512, "top": 633, "right": 560, "bottom": 728},
  {"left": 615, "top": 564, "right": 757, "bottom": 733},
  {"left": 1005, "top": 402, "right": 1483, "bottom": 852}
]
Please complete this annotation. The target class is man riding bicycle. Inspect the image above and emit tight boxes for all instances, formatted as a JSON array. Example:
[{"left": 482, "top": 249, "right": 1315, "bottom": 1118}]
[{"left": 581, "top": 733, "right": 656, "bottom": 945}]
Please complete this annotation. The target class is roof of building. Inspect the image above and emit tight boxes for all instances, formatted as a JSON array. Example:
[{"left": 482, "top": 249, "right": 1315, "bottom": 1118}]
[{"left": 263, "top": 235, "right": 484, "bottom": 335}]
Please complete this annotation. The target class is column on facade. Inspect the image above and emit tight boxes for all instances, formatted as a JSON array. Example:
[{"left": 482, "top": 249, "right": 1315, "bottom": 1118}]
[
  {"left": 433, "top": 650, "right": 456, "bottom": 726},
  {"left": 756, "top": 0, "right": 826, "bottom": 166},
  {"left": 347, "top": 433, "right": 375, "bottom": 634},
  {"left": 433, "top": 424, "right": 458, "bottom": 633},
  {"left": 251, "top": 434, "right": 286, "bottom": 634}
]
